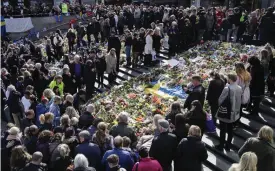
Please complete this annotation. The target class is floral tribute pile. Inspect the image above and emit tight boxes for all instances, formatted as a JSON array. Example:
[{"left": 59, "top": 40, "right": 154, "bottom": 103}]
[{"left": 89, "top": 41, "right": 263, "bottom": 133}]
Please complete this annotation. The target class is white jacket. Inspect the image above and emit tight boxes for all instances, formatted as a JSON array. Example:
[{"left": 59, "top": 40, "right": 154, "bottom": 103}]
[
  {"left": 144, "top": 35, "right": 153, "bottom": 54},
  {"left": 21, "top": 96, "right": 31, "bottom": 112}
]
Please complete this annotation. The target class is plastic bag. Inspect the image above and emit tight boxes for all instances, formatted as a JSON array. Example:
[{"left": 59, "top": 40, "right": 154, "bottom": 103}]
[{"left": 206, "top": 113, "right": 216, "bottom": 133}]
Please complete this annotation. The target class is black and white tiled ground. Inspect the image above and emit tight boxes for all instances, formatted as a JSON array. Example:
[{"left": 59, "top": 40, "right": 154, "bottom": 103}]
[{"left": 95, "top": 49, "right": 275, "bottom": 171}]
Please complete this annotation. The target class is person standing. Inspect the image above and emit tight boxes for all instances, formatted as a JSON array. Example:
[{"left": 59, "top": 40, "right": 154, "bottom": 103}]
[
  {"left": 168, "top": 22, "right": 179, "bottom": 58},
  {"left": 215, "top": 74, "right": 242, "bottom": 151},
  {"left": 238, "top": 125, "right": 275, "bottom": 171},
  {"left": 183, "top": 76, "right": 206, "bottom": 110},
  {"left": 67, "top": 29, "right": 76, "bottom": 53},
  {"left": 108, "top": 32, "right": 121, "bottom": 72},
  {"left": 152, "top": 27, "right": 162, "bottom": 55},
  {"left": 144, "top": 29, "right": 154, "bottom": 66},
  {"left": 75, "top": 130, "right": 101, "bottom": 170},
  {"left": 206, "top": 72, "right": 225, "bottom": 125},
  {"left": 149, "top": 119, "right": 178, "bottom": 171},
  {"left": 102, "top": 136, "right": 134, "bottom": 171},
  {"left": 70, "top": 55, "right": 84, "bottom": 91},
  {"left": 174, "top": 125, "right": 208, "bottom": 171},
  {"left": 248, "top": 56, "right": 265, "bottom": 116},
  {"left": 132, "top": 33, "right": 142, "bottom": 68},
  {"left": 124, "top": 30, "right": 133, "bottom": 66},
  {"left": 132, "top": 146, "right": 163, "bottom": 171},
  {"left": 96, "top": 50, "right": 106, "bottom": 88},
  {"left": 106, "top": 49, "right": 117, "bottom": 86},
  {"left": 84, "top": 60, "right": 97, "bottom": 99}
]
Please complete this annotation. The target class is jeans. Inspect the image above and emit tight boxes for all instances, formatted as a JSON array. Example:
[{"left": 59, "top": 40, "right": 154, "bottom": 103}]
[
  {"left": 219, "top": 121, "right": 233, "bottom": 147},
  {"left": 125, "top": 46, "right": 131, "bottom": 65}
]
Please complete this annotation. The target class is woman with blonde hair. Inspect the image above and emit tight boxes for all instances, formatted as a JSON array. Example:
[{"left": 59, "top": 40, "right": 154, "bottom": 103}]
[
  {"left": 43, "top": 88, "right": 55, "bottom": 106},
  {"left": 153, "top": 114, "right": 164, "bottom": 136},
  {"left": 239, "top": 125, "right": 275, "bottom": 171},
  {"left": 235, "top": 62, "right": 251, "bottom": 124},
  {"left": 10, "top": 145, "right": 32, "bottom": 171},
  {"left": 229, "top": 152, "right": 257, "bottom": 171},
  {"left": 39, "top": 112, "right": 54, "bottom": 132},
  {"left": 92, "top": 122, "right": 114, "bottom": 156},
  {"left": 52, "top": 144, "right": 72, "bottom": 171},
  {"left": 65, "top": 106, "right": 80, "bottom": 119},
  {"left": 153, "top": 27, "right": 162, "bottom": 55}
]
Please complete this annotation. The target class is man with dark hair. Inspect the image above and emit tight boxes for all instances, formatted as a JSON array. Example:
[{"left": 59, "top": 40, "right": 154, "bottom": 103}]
[
  {"left": 133, "top": 146, "right": 163, "bottom": 171},
  {"left": 183, "top": 75, "right": 205, "bottom": 110}
]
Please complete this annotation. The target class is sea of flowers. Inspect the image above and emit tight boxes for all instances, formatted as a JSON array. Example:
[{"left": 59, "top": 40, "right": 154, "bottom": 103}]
[{"left": 87, "top": 41, "right": 266, "bottom": 132}]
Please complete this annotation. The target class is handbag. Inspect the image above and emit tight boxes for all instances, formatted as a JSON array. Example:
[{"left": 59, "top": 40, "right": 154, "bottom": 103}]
[
  {"left": 217, "top": 87, "right": 231, "bottom": 119},
  {"left": 206, "top": 113, "right": 216, "bottom": 133}
]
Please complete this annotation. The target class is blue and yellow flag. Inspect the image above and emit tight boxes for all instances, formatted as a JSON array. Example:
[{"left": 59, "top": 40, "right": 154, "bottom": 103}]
[{"left": 1, "top": 16, "right": 6, "bottom": 37}]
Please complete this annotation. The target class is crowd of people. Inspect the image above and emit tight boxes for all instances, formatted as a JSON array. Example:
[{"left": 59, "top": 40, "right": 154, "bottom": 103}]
[{"left": 1, "top": 3, "right": 275, "bottom": 171}]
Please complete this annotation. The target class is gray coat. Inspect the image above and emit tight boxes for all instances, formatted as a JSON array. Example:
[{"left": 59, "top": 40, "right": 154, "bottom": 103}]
[
  {"left": 215, "top": 83, "right": 242, "bottom": 123},
  {"left": 206, "top": 14, "right": 215, "bottom": 31}
]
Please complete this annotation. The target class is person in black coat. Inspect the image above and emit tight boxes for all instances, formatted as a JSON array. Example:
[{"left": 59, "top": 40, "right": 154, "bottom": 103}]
[
  {"left": 87, "top": 17, "right": 101, "bottom": 45},
  {"left": 183, "top": 76, "right": 206, "bottom": 110},
  {"left": 168, "top": 22, "right": 180, "bottom": 58},
  {"left": 7, "top": 90, "right": 24, "bottom": 128},
  {"left": 173, "top": 114, "right": 189, "bottom": 143},
  {"left": 83, "top": 60, "right": 97, "bottom": 100},
  {"left": 62, "top": 67, "right": 76, "bottom": 95},
  {"left": 267, "top": 57, "right": 275, "bottom": 98},
  {"left": 206, "top": 72, "right": 225, "bottom": 125},
  {"left": 67, "top": 29, "right": 76, "bottom": 53},
  {"left": 174, "top": 125, "right": 208, "bottom": 171},
  {"left": 132, "top": 33, "right": 143, "bottom": 68},
  {"left": 21, "top": 110, "right": 35, "bottom": 133},
  {"left": 149, "top": 119, "right": 178, "bottom": 171},
  {"left": 79, "top": 104, "right": 95, "bottom": 129},
  {"left": 108, "top": 32, "right": 121, "bottom": 72},
  {"left": 248, "top": 56, "right": 265, "bottom": 116},
  {"left": 152, "top": 28, "right": 162, "bottom": 54},
  {"left": 95, "top": 50, "right": 106, "bottom": 88},
  {"left": 23, "top": 125, "right": 39, "bottom": 155},
  {"left": 259, "top": 8, "right": 275, "bottom": 44},
  {"left": 184, "top": 100, "right": 207, "bottom": 135}
]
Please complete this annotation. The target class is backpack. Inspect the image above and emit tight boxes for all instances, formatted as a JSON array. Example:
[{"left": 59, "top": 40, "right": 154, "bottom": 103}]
[{"left": 241, "top": 86, "right": 250, "bottom": 104}]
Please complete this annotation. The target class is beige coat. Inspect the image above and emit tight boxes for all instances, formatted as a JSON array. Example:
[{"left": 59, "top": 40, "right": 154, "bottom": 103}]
[{"left": 106, "top": 54, "right": 117, "bottom": 74}]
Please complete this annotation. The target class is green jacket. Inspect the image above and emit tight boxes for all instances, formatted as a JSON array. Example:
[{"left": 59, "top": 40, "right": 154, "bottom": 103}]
[{"left": 49, "top": 80, "right": 64, "bottom": 95}]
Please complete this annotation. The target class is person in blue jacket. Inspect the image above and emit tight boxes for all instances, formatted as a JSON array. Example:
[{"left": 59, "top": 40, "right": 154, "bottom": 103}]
[
  {"left": 75, "top": 130, "right": 101, "bottom": 170},
  {"left": 36, "top": 98, "right": 49, "bottom": 126},
  {"left": 102, "top": 136, "right": 134, "bottom": 171}
]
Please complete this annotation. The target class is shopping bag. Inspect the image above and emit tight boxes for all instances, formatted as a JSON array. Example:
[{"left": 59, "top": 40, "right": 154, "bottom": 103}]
[
  {"left": 206, "top": 113, "right": 216, "bottom": 133},
  {"left": 151, "top": 50, "right": 156, "bottom": 61}
]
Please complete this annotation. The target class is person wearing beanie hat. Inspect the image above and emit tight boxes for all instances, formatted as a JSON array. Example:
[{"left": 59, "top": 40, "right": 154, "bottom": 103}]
[{"left": 149, "top": 119, "right": 178, "bottom": 171}]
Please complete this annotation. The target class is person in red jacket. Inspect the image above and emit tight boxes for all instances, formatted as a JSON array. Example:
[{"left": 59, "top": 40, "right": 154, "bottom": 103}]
[{"left": 132, "top": 146, "right": 163, "bottom": 171}]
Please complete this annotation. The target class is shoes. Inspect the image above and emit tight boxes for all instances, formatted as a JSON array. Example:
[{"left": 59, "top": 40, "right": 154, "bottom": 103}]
[{"left": 214, "top": 144, "right": 224, "bottom": 151}]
